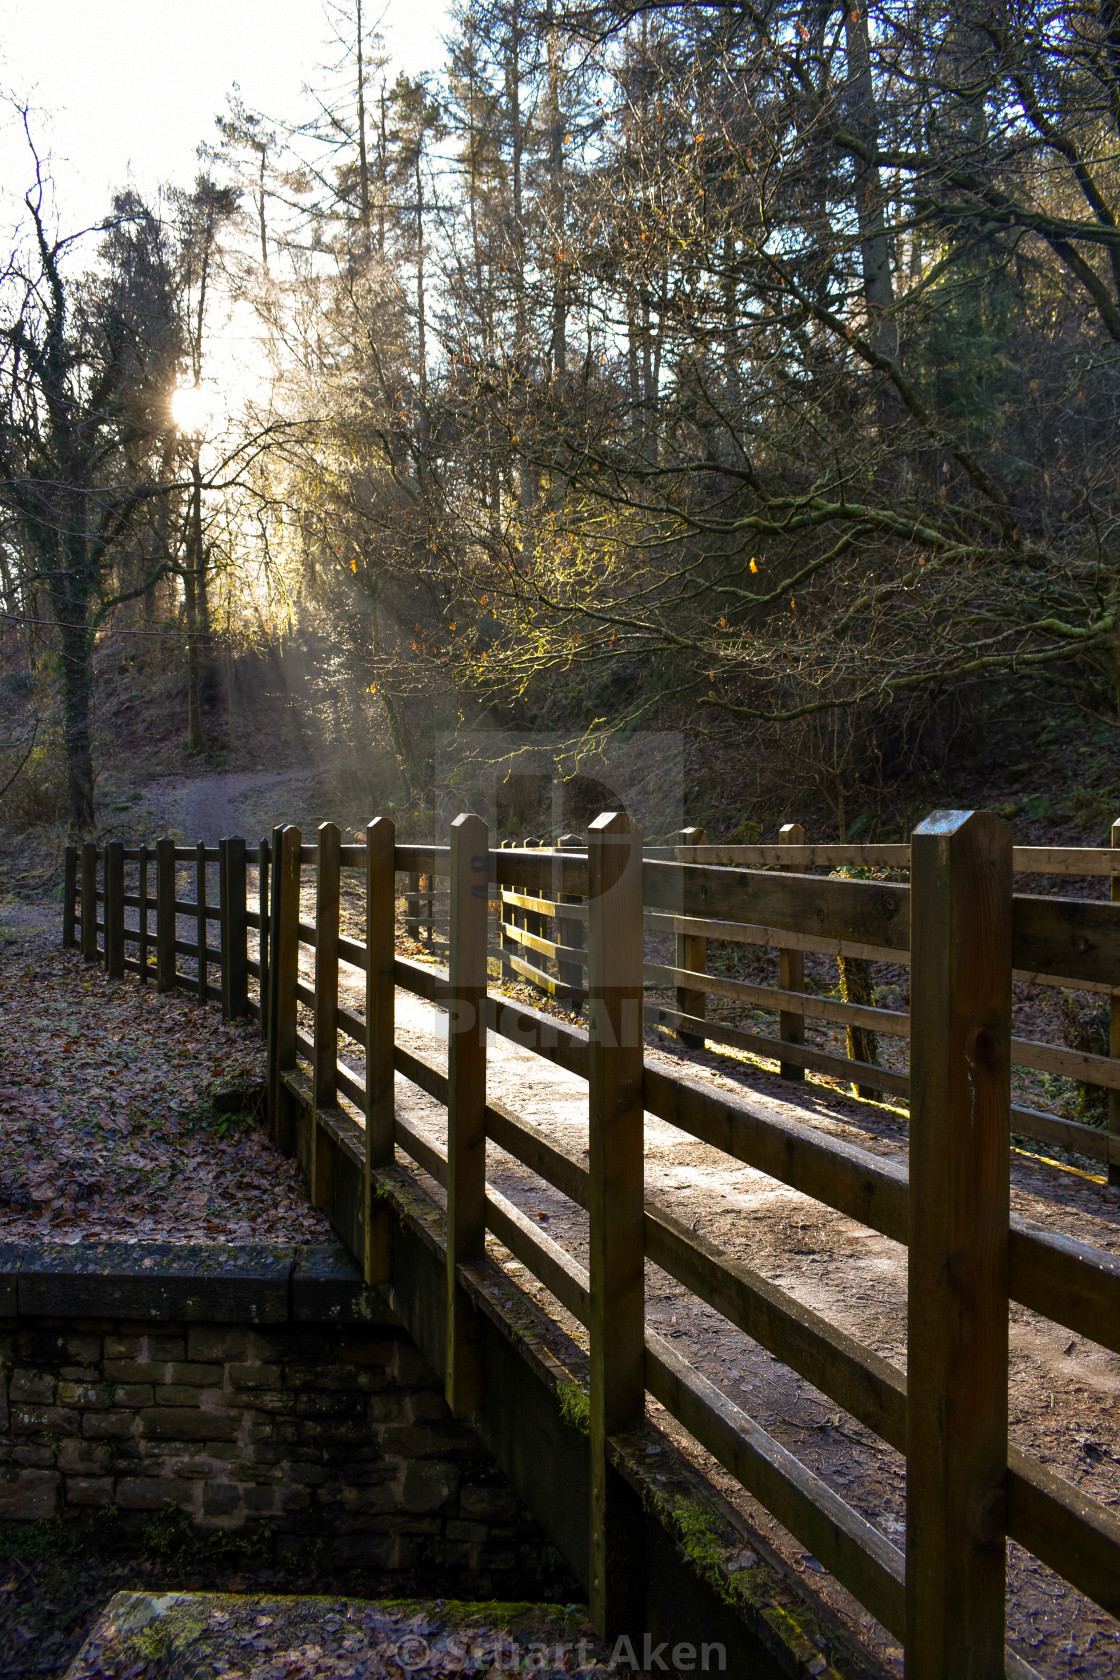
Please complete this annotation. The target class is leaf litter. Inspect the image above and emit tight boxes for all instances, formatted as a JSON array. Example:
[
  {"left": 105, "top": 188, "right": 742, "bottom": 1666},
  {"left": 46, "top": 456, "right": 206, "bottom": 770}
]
[{"left": 0, "top": 943, "right": 329, "bottom": 1245}]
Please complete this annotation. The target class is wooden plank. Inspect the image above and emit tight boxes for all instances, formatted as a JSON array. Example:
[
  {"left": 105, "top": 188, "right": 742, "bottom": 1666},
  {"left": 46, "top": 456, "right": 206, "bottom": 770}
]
[
  {"left": 646, "top": 1004, "right": 911, "bottom": 1098},
  {"left": 778, "top": 823, "right": 805, "bottom": 1081},
  {"left": 195, "top": 842, "right": 208, "bottom": 1002},
  {"left": 642, "top": 859, "right": 910, "bottom": 953},
  {"left": 586, "top": 809, "right": 646, "bottom": 1636},
  {"left": 155, "top": 839, "right": 175, "bottom": 992},
  {"left": 297, "top": 921, "right": 318, "bottom": 946},
  {"left": 137, "top": 844, "right": 149, "bottom": 986},
  {"left": 258, "top": 837, "right": 270, "bottom": 1041},
  {"left": 1111, "top": 817, "right": 1120, "bottom": 1188},
  {"left": 500, "top": 917, "right": 588, "bottom": 967},
  {"left": 104, "top": 841, "right": 125, "bottom": 979},
  {"left": 62, "top": 846, "right": 78, "bottom": 948},
  {"left": 406, "top": 869, "right": 421, "bottom": 942},
  {"left": 1011, "top": 1032, "right": 1120, "bottom": 1093},
  {"left": 645, "top": 1334, "right": 906, "bottom": 1639},
  {"left": 645, "top": 842, "right": 911, "bottom": 869},
  {"left": 365, "top": 817, "right": 396, "bottom": 1284},
  {"left": 1012, "top": 893, "right": 1120, "bottom": 988},
  {"left": 267, "top": 825, "right": 301, "bottom": 1151},
  {"left": 1009, "top": 1103, "right": 1117, "bottom": 1166},
  {"left": 642, "top": 959, "right": 909, "bottom": 1037},
  {"left": 499, "top": 840, "right": 515, "bottom": 981},
  {"left": 907, "top": 810, "right": 1012, "bottom": 1678},
  {"left": 1006, "top": 1449, "right": 1120, "bottom": 1621},
  {"left": 394, "top": 843, "right": 450, "bottom": 876},
  {"left": 506, "top": 949, "right": 587, "bottom": 1003},
  {"left": 643, "top": 909, "right": 906, "bottom": 965},
  {"left": 220, "top": 837, "right": 248, "bottom": 1020},
  {"left": 1008, "top": 1222, "right": 1120, "bottom": 1354},
  {"left": 1013, "top": 844, "right": 1120, "bottom": 876},
  {"left": 494, "top": 847, "right": 588, "bottom": 898},
  {"left": 81, "top": 842, "right": 98, "bottom": 961},
  {"left": 445, "top": 812, "right": 489, "bottom": 1416},
  {"left": 312, "top": 822, "right": 342, "bottom": 1210},
  {"left": 483, "top": 993, "right": 590, "bottom": 1081},
  {"left": 674, "top": 827, "right": 707, "bottom": 1049},
  {"left": 500, "top": 886, "right": 586, "bottom": 921}
]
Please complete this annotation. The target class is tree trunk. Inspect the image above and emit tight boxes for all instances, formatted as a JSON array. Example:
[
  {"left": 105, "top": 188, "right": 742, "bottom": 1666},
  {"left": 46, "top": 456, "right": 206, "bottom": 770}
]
[{"left": 57, "top": 611, "right": 96, "bottom": 833}]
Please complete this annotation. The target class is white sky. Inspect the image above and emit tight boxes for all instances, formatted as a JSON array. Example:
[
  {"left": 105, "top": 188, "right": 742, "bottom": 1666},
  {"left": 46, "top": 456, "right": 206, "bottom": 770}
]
[{"left": 1, "top": 0, "right": 450, "bottom": 236}]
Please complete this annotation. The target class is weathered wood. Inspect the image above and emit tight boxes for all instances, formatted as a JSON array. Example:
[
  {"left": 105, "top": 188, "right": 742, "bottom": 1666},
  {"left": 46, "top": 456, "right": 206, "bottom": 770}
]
[
  {"left": 1111, "top": 818, "right": 1120, "bottom": 1188},
  {"left": 445, "top": 812, "right": 489, "bottom": 1416},
  {"left": 195, "top": 842, "right": 208, "bottom": 1002},
  {"left": 365, "top": 816, "right": 396, "bottom": 1284},
  {"left": 586, "top": 810, "right": 646, "bottom": 1638},
  {"left": 557, "top": 834, "right": 586, "bottom": 998},
  {"left": 907, "top": 809, "right": 1012, "bottom": 1679},
  {"left": 220, "top": 837, "right": 248, "bottom": 1020},
  {"left": 267, "top": 825, "right": 301, "bottom": 1151},
  {"left": 155, "top": 839, "right": 175, "bottom": 991},
  {"left": 313, "top": 823, "right": 341, "bottom": 1112},
  {"left": 673, "top": 827, "right": 707, "bottom": 1049},
  {"left": 62, "top": 846, "right": 78, "bottom": 949},
  {"left": 312, "top": 822, "right": 342, "bottom": 1209},
  {"left": 258, "top": 837, "right": 270, "bottom": 1040},
  {"left": 1012, "top": 892, "right": 1120, "bottom": 987},
  {"left": 80, "top": 842, "right": 98, "bottom": 961},
  {"left": 104, "top": 841, "right": 125, "bottom": 978},
  {"left": 646, "top": 1004, "right": 910, "bottom": 1098},
  {"left": 643, "top": 959, "right": 909, "bottom": 1036},
  {"left": 778, "top": 823, "right": 805, "bottom": 1080},
  {"left": 498, "top": 840, "right": 515, "bottom": 980},
  {"left": 137, "top": 845, "right": 149, "bottom": 983}
]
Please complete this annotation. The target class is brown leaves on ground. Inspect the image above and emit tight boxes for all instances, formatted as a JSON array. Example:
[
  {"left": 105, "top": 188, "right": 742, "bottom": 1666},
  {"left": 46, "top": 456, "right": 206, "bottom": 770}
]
[{"left": 0, "top": 942, "right": 329, "bottom": 1246}]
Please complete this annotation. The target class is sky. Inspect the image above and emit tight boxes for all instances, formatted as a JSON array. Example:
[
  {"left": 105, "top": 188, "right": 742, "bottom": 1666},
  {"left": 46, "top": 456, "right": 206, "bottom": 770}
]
[{"left": 1, "top": 0, "right": 450, "bottom": 236}]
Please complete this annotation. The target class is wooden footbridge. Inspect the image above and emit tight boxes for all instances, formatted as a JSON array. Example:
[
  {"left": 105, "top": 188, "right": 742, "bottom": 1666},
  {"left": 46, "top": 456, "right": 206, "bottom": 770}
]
[{"left": 63, "top": 812, "right": 1120, "bottom": 1679}]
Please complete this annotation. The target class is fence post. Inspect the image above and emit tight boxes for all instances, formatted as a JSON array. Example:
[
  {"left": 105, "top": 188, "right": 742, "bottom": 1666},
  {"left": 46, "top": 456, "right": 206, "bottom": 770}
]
[
  {"left": 586, "top": 809, "right": 646, "bottom": 1639},
  {"left": 156, "top": 838, "right": 175, "bottom": 992},
  {"left": 778, "top": 822, "right": 805, "bottom": 1080},
  {"left": 195, "top": 842, "right": 208, "bottom": 1001},
  {"left": 220, "top": 837, "right": 248, "bottom": 1020},
  {"left": 312, "top": 822, "right": 341, "bottom": 1209},
  {"left": 907, "top": 809, "right": 1011, "bottom": 1679},
  {"left": 557, "top": 833, "right": 585, "bottom": 1001},
  {"left": 267, "top": 825, "right": 301, "bottom": 1151},
  {"left": 1110, "top": 817, "right": 1120, "bottom": 1188},
  {"left": 62, "top": 845, "right": 78, "bottom": 949},
  {"left": 105, "top": 841, "right": 125, "bottom": 978},
  {"left": 673, "top": 825, "right": 707, "bottom": 1048},
  {"left": 445, "top": 812, "right": 489, "bottom": 1417},
  {"left": 137, "top": 844, "right": 149, "bottom": 983},
  {"left": 258, "top": 836, "right": 272, "bottom": 1040},
  {"left": 81, "top": 842, "right": 98, "bottom": 962},
  {"left": 365, "top": 817, "right": 396, "bottom": 1284}
]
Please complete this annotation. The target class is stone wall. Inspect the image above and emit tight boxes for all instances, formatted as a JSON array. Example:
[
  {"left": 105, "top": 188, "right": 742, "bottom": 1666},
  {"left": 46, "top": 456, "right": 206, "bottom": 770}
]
[{"left": 0, "top": 1243, "right": 575, "bottom": 1601}]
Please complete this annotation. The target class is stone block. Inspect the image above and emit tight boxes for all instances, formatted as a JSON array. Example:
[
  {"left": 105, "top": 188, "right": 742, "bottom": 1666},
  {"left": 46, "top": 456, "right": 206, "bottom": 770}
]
[
  {"left": 337, "top": 1334, "right": 397, "bottom": 1368},
  {"left": 10, "top": 1404, "right": 71, "bottom": 1433},
  {"left": 188, "top": 1326, "right": 248, "bottom": 1362},
  {"left": 82, "top": 1410, "right": 136, "bottom": 1441},
  {"left": 57, "top": 1438, "right": 111, "bottom": 1475},
  {"left": 114, "top": 1476, "right": 193, "bottom": 1510},
  {"left": 391, "top": 1342, "right": 439, "bottom": 1387},
  {"left": 0, "top": 1468, "right": 58, "bottom": 1519},
  {"left": 11, "top": 1445, "right": 56, "bottom": 1469},
  {"left": 138, "top": 1408, "right": 240, "bottom": 1443},
  {"left": 57, "top": 1380, "right": 110, "bottom": 1410},
  {"left": 153, "top": 1385, "right": 225, "bottom": 1408},
  {"left": 9, "top": 1369, "right": 57, "bottom": 1405},
  {"left": 65, "top": 1477, "right": 115, "bottom": 1507},
  {"left": 110, "top": 1384, "right": 154, "bottom": 1408},
  {"left": 201, "top": 1481, "right": 242, "bottom": 1518},
  {"left": 104, "top": 1335, "right": 144, "bottom": 1360},
  {"left": 104, "top": 1360, "right": 167, "bottom": 1383},
  {"left": 444, "top": 1518, "right": 489, "bottom": 1543},
  {"left": 227, "top": 1363, "right": 283, "bottom": 1390},
  {"left": 292, "top": 1245, "right": 398, "bottom": 1325},
  {"left": 0, "top": 1245, "right": 22, "bottom": 1317},
  {"left": 459, "top": 1483, "right": 521, "bottom": 1523},
  {"left": 164, "top": 1362, "right": 224, "bottom": 1387},
  {"left": 17, "top": 1244, "right": 291, "bottom": 1323},
  {"left": 399, "top": 1459, "right": 459, "bottom": 1515},
  {"left": 145, "top": 1336, "right": 187, "bottom": 1361}
]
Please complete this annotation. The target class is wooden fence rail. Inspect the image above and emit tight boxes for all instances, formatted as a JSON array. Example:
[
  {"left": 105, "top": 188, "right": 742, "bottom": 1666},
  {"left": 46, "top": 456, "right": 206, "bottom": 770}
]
[{"left": 61, "top": 816, "right": 1120, "bottom": 1675}]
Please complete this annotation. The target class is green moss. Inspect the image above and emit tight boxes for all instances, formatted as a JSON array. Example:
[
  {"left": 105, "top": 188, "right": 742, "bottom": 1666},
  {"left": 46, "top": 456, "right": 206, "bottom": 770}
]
[{"left": 557, "top": 1380, "right": 590, "bottom": 1435}]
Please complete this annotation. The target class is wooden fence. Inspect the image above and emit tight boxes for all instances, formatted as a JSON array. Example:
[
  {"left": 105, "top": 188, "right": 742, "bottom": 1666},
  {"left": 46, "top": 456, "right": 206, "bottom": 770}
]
[
  {"left": 62, "top": 816, "right": 1120, "bottom": 1675},
  {"left": 484, "top": 828, "right": 1120, "bottom": 1182}
]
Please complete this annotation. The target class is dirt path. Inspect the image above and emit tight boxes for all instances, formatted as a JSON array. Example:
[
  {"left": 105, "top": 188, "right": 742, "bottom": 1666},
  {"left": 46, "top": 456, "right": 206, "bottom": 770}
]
[
  {"left": 315, "top": 945, "right": 1120, "bottom": 1680},
  {"left": 132, "top": 770, "right": 323, "bottom": 849}
]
